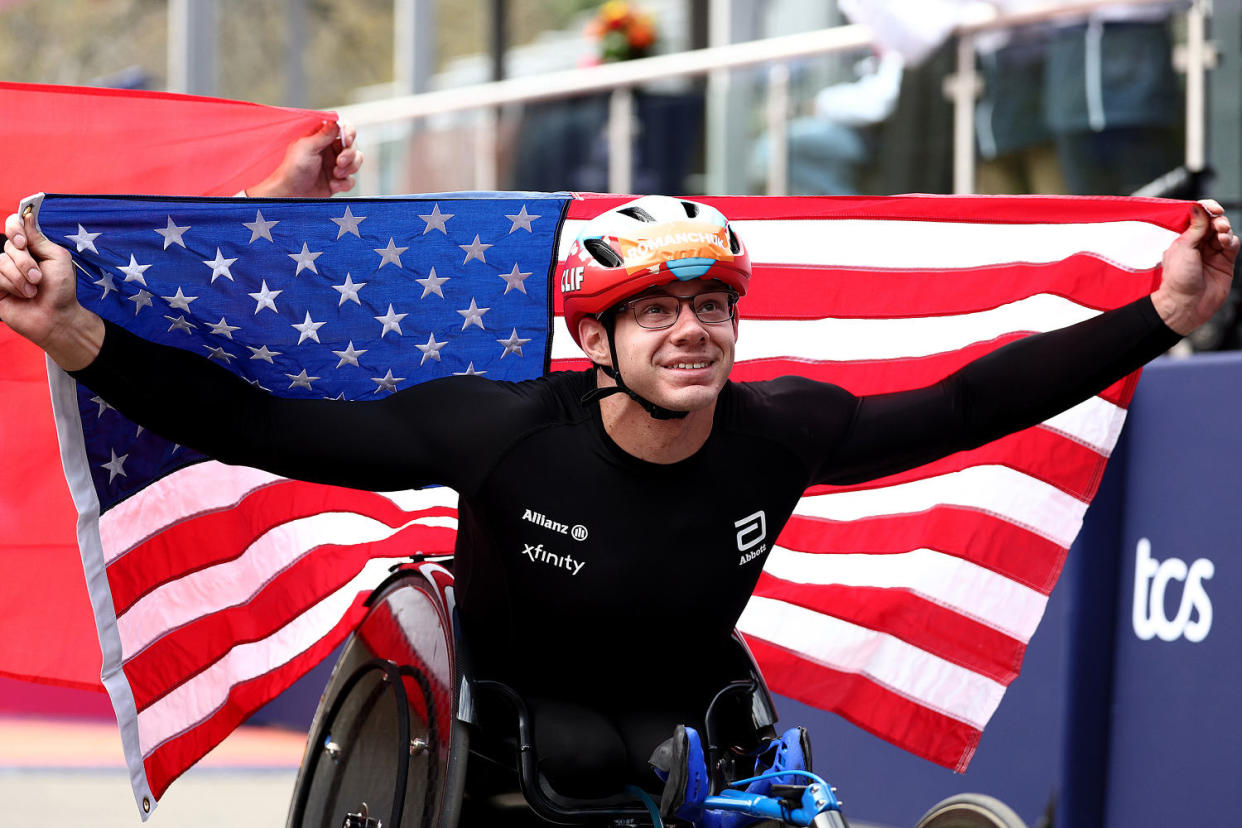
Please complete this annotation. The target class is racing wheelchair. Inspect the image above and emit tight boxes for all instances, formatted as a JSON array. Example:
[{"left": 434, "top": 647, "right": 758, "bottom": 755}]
[{"left": 284, "top": 562, "right": 1025, "bottom": 828}]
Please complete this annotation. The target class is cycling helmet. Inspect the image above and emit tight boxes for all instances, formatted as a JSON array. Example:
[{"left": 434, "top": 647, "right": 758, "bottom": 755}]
[
  {"left": 563, "top": 196, "right": 751, "bottom": 420},
  {"left": 561, "top": 195, "right": 751, "bottom": 347}
]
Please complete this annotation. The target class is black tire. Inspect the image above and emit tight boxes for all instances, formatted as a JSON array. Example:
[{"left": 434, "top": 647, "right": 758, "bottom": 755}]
[
  {"left": 915, "top": 793, "right": 1027, "bottom": 828},
  {"left": 286, "top": 573, "right": 463, "bottom": 828}
]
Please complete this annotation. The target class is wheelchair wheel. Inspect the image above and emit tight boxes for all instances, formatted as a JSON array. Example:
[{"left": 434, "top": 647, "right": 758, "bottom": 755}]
[
  {"left": 915, "top": 793, "right": 1027, "bottom": 828},
  {"left": 286, "top": 566, "right": 467, "bottom": 828}
]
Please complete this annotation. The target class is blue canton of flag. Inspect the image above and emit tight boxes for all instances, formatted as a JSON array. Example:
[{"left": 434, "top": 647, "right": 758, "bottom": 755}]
[{"left": 31, "top": 192, "right": 569, "bottom": 511}]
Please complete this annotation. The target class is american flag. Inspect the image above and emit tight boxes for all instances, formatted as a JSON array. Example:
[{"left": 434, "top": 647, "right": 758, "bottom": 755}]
[{"left": 33, "top": 191, "right": 1188, "bottom": 817}]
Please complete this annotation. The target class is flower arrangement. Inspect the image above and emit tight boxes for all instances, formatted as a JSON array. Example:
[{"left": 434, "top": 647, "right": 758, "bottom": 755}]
[{"left": 587, "top": 1, "right": 658, "bottom": 63}]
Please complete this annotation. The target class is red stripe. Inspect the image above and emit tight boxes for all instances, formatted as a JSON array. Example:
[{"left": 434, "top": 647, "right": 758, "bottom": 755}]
[
  {"left": 568, "top": 192, "right": 1193, "bottom": 231},
  {"left": 143, "top": 603, "right": 366, "bottom": 799},
  {"left": 743, "top": 635, "right": 981, "bottom": 771},
  {"left": 356, "top": 602, "right": 454, "bottom": 734},
  {"left": 777, "top": 508, "right": 1069, "bottom": 594},
  {"left": 752, "top": 575, "right": 1026, "bottom": 684},
  {"left": 550, "top": 259, "right": 1159, "bottom": 319},
  {"left": 122, "top": 524, "right": 452, "bottom": 712},
  {"left": 106, "top": 480, "right": 452, "bottom": 614}
]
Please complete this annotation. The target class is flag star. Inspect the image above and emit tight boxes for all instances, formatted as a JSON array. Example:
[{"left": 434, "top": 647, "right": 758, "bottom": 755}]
[
  {"left": 505, "top": 205, "right": 540, "bottom": 233},
  {"left": 416, "top": 266, "right": 449, "bottom": 299},
  {"left": 128, "top": 289, "right": 154, "bottom": 315},
  {"left": 204, "top": 345, "right": 236, "bottom": 363},
  {"left": 416, "top": 332, "right": 447, "bottom": 365},
  {"left": 118, "top": 254, "right": 152, "bottom": 285},
  {"left": 165, "top": 314, "right": 196, "bottom": 334},
  {"left": 203, "top": 248, "right": 239, "bottom": 282},
  {"left": 454, "top": 362, "right": 487, "bottom": 376},
  {"left": 101, "top": 449, "right": 128, "bottom": 483},
  {"left": 67, "top": 224, "right": 101, "bottom": 253},
  {"left": 247, "top": 344, "right": 281, "bottom": 362},
  {"left": 374, "top": 237, "right": 408, "bottom": 269},
  {"left": 371, "top": 369, "right": 406, "bottom": 394},
  {"left": 285, "top": 369, "right": 320, "bottom": 390},
  {"left": 90, "top": 395, "right": 115, "bottom": 416},
  {"left": 291, "top": 311, "right": 326, "bottom": 344},
  {"left": 246, "top": 377, "right": 272, "bottom": 392},
  {"left": 325, "top": 391, "right": 347, "bottom": 401},
  {"left": 155, "top": 216, "right": 190, "bottom": 249},
  {"left": 419, "top": 203, "right": 453, "bottom": 234},
  {"left": 332, "top": 273, "right": 366, "bottom": 306},
  {"left": 289, "top": 242, "right": 324, "bottom": 275},
  {"left": 498, "top": 328, "right": 531, "bottom": 358},
  {"left": 457, "top": 297, "right": 490, "bottom": 330},
  {"left": 331, "top": 206, "right": 366, "bottom": 239},
  {"left": 243, "top": 210, "right": 279, "bottom": 243},
  {"left": 249, "top": 280, "right": 282, "bottom": 314},
  {"left": 163, "top": 286, "right": 198, "bottom": 312},
  {"left": 93, "top": 271, "right": 117, "bottom": 299},
  {"left": 333, "top": 341, "right": 367, "bottom": 368},
  {"left": 459, "top": 234, "right": 492, "bottom": 264},
  {"left": 207, "top": 317, "right": 242, "bottom": 339},
  {"left": 375, "top": 304, "right": 408, "bottom": 337},
  {"left": 499, "top": 263, "right": 532, "bottom": 294},
  {"left": 135, "top": 423, "right": 145, "bottom": 437}
]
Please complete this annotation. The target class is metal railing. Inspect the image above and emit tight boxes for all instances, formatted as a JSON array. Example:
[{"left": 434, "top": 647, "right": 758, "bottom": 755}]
[{"left": 335, "top": 0, "right": 1209, "bottom": 197}]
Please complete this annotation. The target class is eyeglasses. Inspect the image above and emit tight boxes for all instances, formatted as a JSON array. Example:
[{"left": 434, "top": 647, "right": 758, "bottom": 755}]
[{"left": 616, "top": 290, "right": 738, "bottom": 330}]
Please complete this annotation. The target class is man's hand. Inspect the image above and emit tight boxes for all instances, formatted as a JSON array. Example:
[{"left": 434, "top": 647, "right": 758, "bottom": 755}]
[
  {"left": 1152, "top": 199, "right": 1240, "bottom": 336},
  {"left": 0, "top": 209, "right": 104, "bottom": 371},
  {"left": 246, "top": 120, "right": 363, "bottom": 198}
]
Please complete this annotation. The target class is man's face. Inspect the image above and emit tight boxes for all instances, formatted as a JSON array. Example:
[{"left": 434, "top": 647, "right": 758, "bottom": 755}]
[{"left": 609, "top": 280, "right": 738, "bottom": 413}]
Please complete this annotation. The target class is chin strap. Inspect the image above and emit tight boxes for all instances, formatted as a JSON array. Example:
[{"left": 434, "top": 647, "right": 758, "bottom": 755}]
[{"left": 579, "top": 321, "right": 688, "bottom": 421}]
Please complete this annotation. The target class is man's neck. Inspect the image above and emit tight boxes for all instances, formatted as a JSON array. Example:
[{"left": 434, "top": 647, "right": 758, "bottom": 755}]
[{"left": 594, "top": 372, "right": 716, "bottom": 464}]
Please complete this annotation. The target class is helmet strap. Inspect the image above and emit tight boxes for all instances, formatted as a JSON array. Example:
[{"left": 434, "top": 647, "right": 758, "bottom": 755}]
[{"left": 579, "top": 319, "right": 688, "bottom": 421}]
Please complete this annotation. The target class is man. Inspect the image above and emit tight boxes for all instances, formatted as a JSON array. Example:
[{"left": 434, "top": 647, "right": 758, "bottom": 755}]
[{"left": 0, "top": 193, "right": 1236, "bottom": 806}]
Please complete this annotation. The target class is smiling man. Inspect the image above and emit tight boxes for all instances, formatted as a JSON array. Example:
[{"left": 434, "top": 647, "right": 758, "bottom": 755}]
[{"left": 0, "top": 194, "right": 1236, "bottom": 814}]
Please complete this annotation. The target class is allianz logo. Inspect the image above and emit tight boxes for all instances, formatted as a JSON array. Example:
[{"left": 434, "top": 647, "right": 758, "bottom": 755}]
[
  {"left": 1132, "top": 537, "right": 1213, "bottom": 643},
  {"left": 522, "top": 508, "right": 588, "bottom": 542}
]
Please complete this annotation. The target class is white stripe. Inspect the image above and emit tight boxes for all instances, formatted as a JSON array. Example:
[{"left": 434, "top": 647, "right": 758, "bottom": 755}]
[
  {"left": 762, "top": 545, "right": 1048, "bottom": 641},
  {"left": 99, "top": 460, "right": 452, "bottom": 564},
  {"left": 551, "top": 292, "right": 1103, "bottom": 362},
  {"left": 737, "top": 595, "right": 1006, "bottom": 729},
  {"left": 100, "top": 463, "right": 284, "bottom": 563},
  {"left": 117, "top": 510, "right": 455, "bottom": 658},
  {"left": 1043, "top": 394, "right": 1128, "bottom": 455},
  {"left": 795, "top": 464, "right": 1087, "bottom": 549},
  {"left": 559, "top": 217, "right": 1176, "bottom": 270},
  {"left": 136, "top": 557, "right": 403, "bottom": 757}
]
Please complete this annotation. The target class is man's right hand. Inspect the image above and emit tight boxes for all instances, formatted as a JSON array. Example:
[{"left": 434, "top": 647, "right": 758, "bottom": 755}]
[{"left": 0, "top": 208, "right": 104, "bottom": 371}]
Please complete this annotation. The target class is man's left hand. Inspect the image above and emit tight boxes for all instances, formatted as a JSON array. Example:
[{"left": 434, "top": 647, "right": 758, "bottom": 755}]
[
  {"left": 1153, "top": 199, "right": 1240, "bottom": 335},
  {"left": 246, "top": 119, "right": 363, "bottom": 198}
]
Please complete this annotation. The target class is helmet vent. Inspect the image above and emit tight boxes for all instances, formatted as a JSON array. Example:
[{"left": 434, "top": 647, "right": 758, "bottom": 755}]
[
  {"left": 583, "top": 237, "right": 624, "bottom": 267},
  {"left": 680, "top": 200, "right": 700, "bottom": 218},
  {"left": 727, "top": 226, "right": 741, "bottom": 254},
  {"left": 617, "top": 206, "right": 656, "bottom": 222}
]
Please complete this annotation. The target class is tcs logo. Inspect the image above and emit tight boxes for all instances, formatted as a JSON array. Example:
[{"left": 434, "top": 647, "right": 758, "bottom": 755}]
[{"left": 1131, "top": 537, "right": 1214, "bottom": 643}]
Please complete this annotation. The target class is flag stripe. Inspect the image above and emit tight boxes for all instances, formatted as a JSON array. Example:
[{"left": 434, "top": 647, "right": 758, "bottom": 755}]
[
  {"left": 737, "top": 595, "right": 1007, "bottom": 729},
  {"left": 775, "top": 507, "right": 1067, "bottom": 593},
  {"left": 751, "top": 574, "right": 1026, "bottom": 684},
  {"left": 122, "top": 530, "right": 434, "bottom": 712},
  {"left": 760, "top": 544, "right": 1046, "bottom": 642},
  {"left": 136, "top": 557, "right": 405, "bottom": 757},
  {"left": 117, "top": 509, "right": 451, "bottom": 661},
  {"left": 742, "top": 635, "right": 982, "bottom": 772}
]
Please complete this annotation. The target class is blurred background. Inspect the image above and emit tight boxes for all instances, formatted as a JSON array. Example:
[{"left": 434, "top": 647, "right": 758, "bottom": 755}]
[{"left": 2, "top": 1, "right": 1241, "bottom": 826}]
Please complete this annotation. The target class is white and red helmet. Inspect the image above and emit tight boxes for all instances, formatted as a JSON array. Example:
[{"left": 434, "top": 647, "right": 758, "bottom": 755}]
[{"left": 560, "top": 195, "right": 751, "bottom": 346}]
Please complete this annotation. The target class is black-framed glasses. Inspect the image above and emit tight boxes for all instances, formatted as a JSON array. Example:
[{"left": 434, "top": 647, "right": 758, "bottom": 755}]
[{"left": 616, "top": 290, "right": 738, "bottom": 330}]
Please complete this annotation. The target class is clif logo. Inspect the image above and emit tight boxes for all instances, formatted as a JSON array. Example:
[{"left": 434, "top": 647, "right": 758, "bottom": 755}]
[{"left": 1132, "top": 538, "right": 1213, "bottom": 643}]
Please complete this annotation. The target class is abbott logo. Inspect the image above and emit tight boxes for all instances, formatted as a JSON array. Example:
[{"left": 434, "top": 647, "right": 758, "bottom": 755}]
[
  {"left": 1132, "top": 538, "right": 1214, "bottom": 643},
  {"left": 734, "top": 511, "right": 767, "bottom": 566}
]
